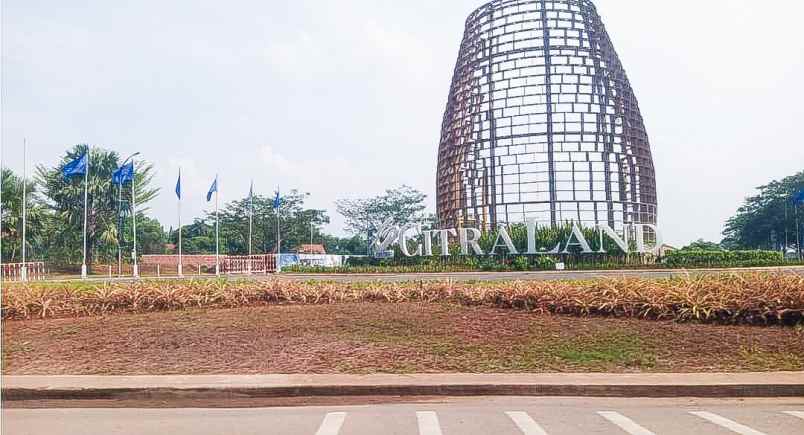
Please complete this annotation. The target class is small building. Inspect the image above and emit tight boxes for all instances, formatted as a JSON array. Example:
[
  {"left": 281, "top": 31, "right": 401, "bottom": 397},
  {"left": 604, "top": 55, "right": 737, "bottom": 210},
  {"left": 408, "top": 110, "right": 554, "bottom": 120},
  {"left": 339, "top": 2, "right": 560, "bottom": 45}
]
[
  {"left": 297, "top": 244, "right": 327, "bottom": 255},
  {"left": 658, "top": 244, "right": 678, "bottom": 257}
]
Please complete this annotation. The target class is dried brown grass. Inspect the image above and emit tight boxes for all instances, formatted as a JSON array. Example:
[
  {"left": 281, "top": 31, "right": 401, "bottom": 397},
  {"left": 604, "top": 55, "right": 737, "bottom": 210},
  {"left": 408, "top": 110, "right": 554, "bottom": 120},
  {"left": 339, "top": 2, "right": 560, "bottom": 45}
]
[{"left": 3, "top": 273, "right": 803, "bottom": 325}]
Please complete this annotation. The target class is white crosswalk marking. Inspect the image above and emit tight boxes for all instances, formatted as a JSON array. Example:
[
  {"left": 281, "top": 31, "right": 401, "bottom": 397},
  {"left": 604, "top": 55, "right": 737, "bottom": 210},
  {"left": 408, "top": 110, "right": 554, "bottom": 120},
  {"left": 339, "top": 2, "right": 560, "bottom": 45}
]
[
  {"left": 690, "top": 411, "right": 767, "bottom": 435},
  {"left": 417, "top": 411, "right": 444, "bottom": 435},
  {"left": 314, "top": 412, "right": 347, "bottom": 435},
  {"left": 784, "top": 411, "right": 804, "bottom": 420},
  {"left": 597, "top": 411, "right": 656, "bottom": 435},
  {"left": 506, "top": 412, "right": 549, "bottom": 435}
]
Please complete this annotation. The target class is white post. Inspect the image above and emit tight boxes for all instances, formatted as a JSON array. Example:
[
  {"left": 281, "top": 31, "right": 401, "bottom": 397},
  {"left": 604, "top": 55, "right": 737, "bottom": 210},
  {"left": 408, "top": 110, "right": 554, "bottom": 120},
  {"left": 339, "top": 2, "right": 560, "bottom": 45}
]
[
  {"left": 131, "top": 157, "right": 139, "bottom": 278},
  {"left": 276, "top": 205, "right": 281, "bottom": 273},
  {"left": 796, "top": 202, "right": 802, "bottom": 261},
  {"left": 81, "top": 151, "right": 89, "bottom": 279},
  {"left": 248, "top": 181, "right": 253, "bottom": 275},
  {"left": 21, "top": 139, "right": 28, "bottom": 282},
  {"left": 178, "top": 169, "right": 183, "bottom": 278},
  {"left": 215, "top": 176, "right": 220, "bottom": 276},
  {"left": 117, "top": 183, "right": 122, "bottom": 276}
]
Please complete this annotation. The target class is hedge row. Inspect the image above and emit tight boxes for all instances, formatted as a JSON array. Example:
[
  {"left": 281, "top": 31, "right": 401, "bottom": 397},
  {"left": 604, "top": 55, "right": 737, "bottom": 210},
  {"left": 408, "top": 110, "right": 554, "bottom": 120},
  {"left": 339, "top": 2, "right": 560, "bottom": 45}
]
[{"left": 662, "top": 250, "right": 784, "bottom": 268}]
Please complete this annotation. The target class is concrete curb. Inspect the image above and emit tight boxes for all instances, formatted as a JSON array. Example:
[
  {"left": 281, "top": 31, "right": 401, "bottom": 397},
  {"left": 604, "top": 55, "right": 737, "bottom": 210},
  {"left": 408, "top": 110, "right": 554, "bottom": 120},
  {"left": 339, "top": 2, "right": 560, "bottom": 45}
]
[
  {"left": 5, "top": 384, "right": 804, "bottom": 401},
  {"left": 4, "top": 373, "right": 804, "bottom": 401}
]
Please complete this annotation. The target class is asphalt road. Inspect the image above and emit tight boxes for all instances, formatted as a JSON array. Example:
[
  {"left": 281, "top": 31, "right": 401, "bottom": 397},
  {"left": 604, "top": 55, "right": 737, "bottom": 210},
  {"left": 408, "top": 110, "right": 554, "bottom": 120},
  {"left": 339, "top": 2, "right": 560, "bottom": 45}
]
[
  {"left": 4, "top": 397, "right": 804, "bottom": 435},
  {"left": 278, "top": 266, "right": 804, "bottom": 283},
  {"left": 10, "top": 265, "right": 804, "bottom": 284}
]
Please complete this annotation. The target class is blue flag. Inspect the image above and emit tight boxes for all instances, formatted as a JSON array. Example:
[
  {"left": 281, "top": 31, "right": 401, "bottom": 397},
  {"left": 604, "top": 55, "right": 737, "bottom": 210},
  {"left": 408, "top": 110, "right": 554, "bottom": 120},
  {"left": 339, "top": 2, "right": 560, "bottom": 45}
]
[
  {"left": 175, "top": 172, "right": 182, "bottom": 199},
  {"left": 207, "top": 177, "right": 218, "bottom": 202},
  {"left": 794, "top": 189, "right": 804, "bottom": 206},
  {"left": 273, "top": 190, "right": 281, "bottom": 209},
  {"left": 62, "top": 153, "right": 88, "bottom": 181},
  {"left": 112, "top": 162, "right": 134, "bottom": 185}
]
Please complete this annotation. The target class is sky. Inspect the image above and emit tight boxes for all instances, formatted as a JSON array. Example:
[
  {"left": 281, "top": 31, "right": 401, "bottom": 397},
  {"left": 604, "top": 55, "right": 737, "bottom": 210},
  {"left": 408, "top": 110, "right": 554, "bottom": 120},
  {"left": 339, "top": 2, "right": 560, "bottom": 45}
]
[{"left": 2, "top": 0, "right": 803, "bottom": 247}]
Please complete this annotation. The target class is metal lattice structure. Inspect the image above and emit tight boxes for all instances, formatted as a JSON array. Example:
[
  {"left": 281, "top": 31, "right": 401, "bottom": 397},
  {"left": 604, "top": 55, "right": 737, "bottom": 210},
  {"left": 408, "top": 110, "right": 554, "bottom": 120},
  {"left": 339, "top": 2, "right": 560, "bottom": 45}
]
[{"left": 437, "top": 0, "right": 657, "bottom": 232}]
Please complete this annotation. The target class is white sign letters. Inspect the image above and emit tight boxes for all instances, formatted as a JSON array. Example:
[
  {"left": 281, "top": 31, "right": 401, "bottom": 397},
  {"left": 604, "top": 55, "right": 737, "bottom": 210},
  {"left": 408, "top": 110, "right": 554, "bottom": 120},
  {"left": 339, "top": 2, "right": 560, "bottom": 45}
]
[{"left": 373, "top": 220, "right": 662, "bottom": 258}]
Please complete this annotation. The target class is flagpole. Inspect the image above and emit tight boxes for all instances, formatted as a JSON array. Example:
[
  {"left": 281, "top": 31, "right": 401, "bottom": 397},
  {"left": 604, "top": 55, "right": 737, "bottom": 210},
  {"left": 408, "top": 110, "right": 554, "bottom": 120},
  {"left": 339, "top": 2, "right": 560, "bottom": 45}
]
[
  {"left": 131, "top": 156, "right": 139, "bottom": 278},
  {"left": 215, "top": 176, "right": 220, "bottom": 276},
  {"left": 796, "top": 202, "right": 802, "bottom": 261},
  {"left": 117, "top": 181, "right": 122, "bottom": 276},
  {"left": 275, "top": 188, "right": 281, "bottom": 273},
  {"left": 178, "top": 168, "right": 183, "bottom": 278},
  {"left": 248, "top": 181, "right": 253, "bottom": 275},
  {"left": 784, "top": 200, "right": 789, "bottom": 252},
  {"left": 81, "top": 150, "right": 89, "bottom": 279},
  {"left": 21, "top": 139, "right": 28, "bottom": 282}
]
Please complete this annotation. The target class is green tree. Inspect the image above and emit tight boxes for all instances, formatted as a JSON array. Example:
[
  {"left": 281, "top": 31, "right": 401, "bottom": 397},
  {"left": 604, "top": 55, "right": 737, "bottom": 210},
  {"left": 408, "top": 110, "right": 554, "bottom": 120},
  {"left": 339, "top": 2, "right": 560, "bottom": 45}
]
[
  {"left": 336, "top": 185, "right": 427, "bottom": 252},
  {"left": 320, "top": 234, "right": 366, "bottom": 255},
  {"left": 172, "top": 218, "right": 216, "bottom": 254},
  {"left": 36, "top": 145, "right": 159, "bottom": 267},
  {"left": 175, "top": 189, "right": 329, "bottom": 255},
  {"left": 722, "top": 171, "right": 804, "bottom": 250},
  {"left": 681, "top": 239, "right": 723, "bottom": 251},
  {"left": 1, "top": 168, "right": 47, "bottom": 262},
  {"left": 136, "top": 216, "right": 167, "bottom": 255}
]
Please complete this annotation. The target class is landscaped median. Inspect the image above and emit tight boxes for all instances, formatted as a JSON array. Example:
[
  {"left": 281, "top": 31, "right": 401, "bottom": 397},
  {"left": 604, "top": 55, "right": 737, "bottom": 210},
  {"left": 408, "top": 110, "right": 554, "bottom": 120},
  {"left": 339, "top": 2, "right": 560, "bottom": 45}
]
[
  {"left": 2, "top": 272, "right": 803, "bottom": 324},
  {"left": 2, "top": 272, "right": 803, "bottom": 378}
]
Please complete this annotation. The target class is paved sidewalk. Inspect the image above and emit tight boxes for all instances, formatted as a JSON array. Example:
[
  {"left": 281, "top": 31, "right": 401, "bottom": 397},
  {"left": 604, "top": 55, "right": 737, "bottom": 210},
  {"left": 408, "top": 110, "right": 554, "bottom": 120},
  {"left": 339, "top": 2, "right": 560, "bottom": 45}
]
[{"left": 5, "top": 373, "right": 804, "bottom": 401}]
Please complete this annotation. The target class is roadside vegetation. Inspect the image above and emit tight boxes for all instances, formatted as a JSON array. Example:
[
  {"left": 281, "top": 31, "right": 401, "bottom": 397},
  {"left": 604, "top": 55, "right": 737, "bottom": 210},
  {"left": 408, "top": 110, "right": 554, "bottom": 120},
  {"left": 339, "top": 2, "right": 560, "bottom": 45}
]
[
  {"left": 3, "top": 272, "right": 802, "bottom": 326},
  {"left": 285, "top": 249, "right": 800, "bottom": 274}
]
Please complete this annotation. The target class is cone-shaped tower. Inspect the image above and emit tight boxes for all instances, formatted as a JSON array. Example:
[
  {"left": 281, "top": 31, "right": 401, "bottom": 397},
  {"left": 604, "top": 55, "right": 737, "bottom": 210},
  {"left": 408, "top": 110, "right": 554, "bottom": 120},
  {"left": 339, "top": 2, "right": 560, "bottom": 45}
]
[{"left": 437, "top": 0, "right": 657, "bottom": 232}]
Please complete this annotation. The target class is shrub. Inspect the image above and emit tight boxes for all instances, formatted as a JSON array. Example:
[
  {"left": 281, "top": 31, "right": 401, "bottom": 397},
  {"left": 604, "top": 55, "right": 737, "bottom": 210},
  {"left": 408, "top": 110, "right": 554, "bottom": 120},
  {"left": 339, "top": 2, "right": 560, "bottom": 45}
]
[
  {"left": 3, "top": 273, "right": 802, "bottom": 326},
  {"left": 663, "top": 250, "right": 784, "bottom": 268}
]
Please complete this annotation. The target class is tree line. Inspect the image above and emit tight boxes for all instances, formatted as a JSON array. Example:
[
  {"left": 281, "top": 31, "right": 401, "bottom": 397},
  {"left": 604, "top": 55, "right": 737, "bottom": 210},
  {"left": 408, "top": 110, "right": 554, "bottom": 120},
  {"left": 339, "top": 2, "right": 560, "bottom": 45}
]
[
  {"left": 0, "top": 145, "right": 371, "bottom": 269},
  {"left": 686, "top": 170, "right": 804, "bottom": 253},
  {"left": 2, "top": 144, "right": 801, "bottom": 267}
]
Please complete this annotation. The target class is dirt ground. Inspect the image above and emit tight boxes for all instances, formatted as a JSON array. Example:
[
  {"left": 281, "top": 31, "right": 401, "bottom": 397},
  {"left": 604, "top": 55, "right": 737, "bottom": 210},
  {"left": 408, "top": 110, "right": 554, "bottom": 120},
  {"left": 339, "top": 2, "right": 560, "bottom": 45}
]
[{"left": 3, "top": 303, "right": 803, "bottom": 375}]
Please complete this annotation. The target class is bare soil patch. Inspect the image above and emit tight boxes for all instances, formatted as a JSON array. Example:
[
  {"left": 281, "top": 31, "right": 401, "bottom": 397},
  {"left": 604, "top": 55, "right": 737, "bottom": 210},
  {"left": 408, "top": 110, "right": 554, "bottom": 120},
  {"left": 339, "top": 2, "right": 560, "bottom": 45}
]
[{"left": 3, "top": 303, "right": 803, "bottom": 375}]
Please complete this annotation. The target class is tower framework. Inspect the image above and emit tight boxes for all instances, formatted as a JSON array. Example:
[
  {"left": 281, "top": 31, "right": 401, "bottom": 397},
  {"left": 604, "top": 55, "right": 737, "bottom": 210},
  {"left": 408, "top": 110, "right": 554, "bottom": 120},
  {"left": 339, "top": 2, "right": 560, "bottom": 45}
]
[{"left": 436, "top": 0, "right": 657, "bottom": 231}]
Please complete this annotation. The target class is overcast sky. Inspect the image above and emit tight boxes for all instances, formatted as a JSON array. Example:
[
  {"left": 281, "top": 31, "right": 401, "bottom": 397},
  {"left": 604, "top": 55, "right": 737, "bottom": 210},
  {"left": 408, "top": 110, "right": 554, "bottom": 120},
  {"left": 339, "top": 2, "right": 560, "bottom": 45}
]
[{"left": 2, "top": 0, "right": 803, "bottom": 246}]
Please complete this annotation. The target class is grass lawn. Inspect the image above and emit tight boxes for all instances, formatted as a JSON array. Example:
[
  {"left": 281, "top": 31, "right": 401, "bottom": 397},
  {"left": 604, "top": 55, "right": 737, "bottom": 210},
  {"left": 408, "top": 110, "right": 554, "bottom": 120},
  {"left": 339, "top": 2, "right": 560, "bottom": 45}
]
[{"left": 3, "top": 303, "right": 803, "bottom": 375}]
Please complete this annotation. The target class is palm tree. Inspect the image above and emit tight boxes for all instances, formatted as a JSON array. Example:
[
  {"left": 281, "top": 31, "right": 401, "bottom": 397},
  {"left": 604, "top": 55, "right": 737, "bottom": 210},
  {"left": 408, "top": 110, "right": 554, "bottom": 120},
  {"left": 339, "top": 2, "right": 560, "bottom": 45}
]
[
  {"left": 36, "top": 145, "right": 159, "bottom": 269},
  {"left": 1, "top": 168, "right": 46, "bottom": 262}
]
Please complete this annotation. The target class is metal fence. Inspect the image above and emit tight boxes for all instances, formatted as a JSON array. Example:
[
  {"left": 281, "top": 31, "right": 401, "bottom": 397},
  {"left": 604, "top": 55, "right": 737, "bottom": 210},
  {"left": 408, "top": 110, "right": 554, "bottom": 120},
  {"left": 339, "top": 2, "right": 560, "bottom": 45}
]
[
  {"left": 221, "top": 255, "right": 277, "bottom": 275},
  {"left": 1, "top": 262, "right": 48, "bottom": 282}
]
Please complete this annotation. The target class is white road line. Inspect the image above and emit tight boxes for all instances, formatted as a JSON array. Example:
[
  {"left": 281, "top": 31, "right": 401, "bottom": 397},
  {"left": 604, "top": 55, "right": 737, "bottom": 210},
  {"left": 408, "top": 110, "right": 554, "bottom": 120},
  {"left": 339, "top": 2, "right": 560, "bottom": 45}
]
[
  {"left": 506, "top": 411, "right": 549, "bottom": 435},
  {"left": 597, "top": 412, "right": 656, "bottom": 435},
  {"left": 784, "top": 411, "right": 804, "bottom": 420},
  {"left": 690, "top": 411, "right": 767, "bottom": 435},
  {"left": 314, "top": 412, "right": 347, "bottom": 435},
  {"left": 417, "top": 411, "right": 444, "bottom": 435}
]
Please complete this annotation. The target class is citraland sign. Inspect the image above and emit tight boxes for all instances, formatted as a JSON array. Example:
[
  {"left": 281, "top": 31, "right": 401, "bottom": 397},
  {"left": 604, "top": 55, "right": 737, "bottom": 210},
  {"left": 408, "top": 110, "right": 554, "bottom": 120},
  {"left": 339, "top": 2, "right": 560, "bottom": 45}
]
[{"left": 373, "top": 221, "right": 663, "bottom": 258}]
